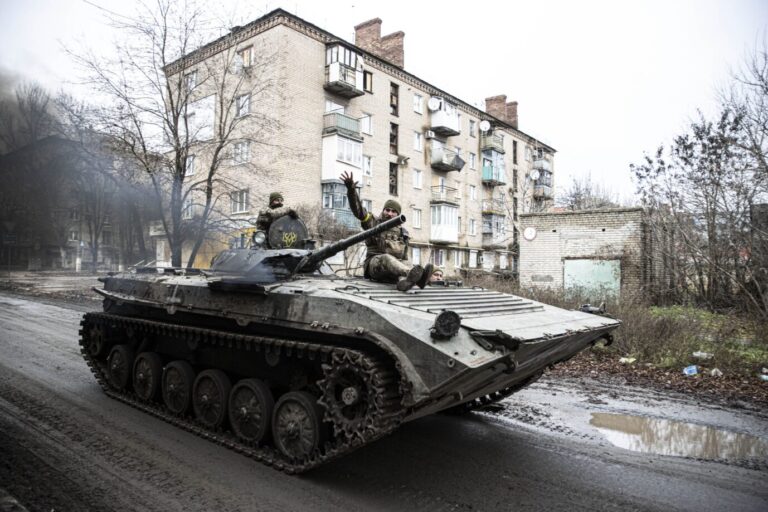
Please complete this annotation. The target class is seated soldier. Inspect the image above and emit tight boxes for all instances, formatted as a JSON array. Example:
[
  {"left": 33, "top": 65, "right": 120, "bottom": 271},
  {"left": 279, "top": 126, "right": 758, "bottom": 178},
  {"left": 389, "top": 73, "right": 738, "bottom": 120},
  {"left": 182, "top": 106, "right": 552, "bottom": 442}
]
[
  {"left": 256, "top": 192, "right": 297, "bottom": 232},
  {"left": 341, "top": 171, "right": 433, "bottom": 291},
  {"left": 429, "top": 268, "right": 445, "bottom": 284}
]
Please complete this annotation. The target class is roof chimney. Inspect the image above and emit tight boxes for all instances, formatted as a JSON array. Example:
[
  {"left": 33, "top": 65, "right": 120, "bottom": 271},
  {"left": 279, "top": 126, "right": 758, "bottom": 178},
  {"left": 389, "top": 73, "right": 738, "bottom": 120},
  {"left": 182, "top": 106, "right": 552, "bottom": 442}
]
[
  {"left": 355, "top": 18, "right": 405, "bottom": 68},
  {"left": 485, "top": 95, "right": 519, "bottom": 129}
]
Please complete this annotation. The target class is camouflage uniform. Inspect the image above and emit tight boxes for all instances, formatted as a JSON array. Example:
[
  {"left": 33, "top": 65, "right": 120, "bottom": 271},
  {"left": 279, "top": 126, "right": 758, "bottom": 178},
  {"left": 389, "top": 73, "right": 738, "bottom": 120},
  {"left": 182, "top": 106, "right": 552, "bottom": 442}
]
[
  {"left": 256, "top": 192, "right": 296, "bottom": 232},
  {"left": 345, "top": 189, "right": 411, "bottom": 283}
]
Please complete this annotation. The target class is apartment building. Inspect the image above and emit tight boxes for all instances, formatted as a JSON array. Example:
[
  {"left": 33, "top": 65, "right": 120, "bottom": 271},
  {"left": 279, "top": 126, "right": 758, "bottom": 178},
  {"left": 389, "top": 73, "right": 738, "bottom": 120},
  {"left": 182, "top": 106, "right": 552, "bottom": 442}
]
[{"left": 168, "top": 9, "right": 555, "bottom": 273}]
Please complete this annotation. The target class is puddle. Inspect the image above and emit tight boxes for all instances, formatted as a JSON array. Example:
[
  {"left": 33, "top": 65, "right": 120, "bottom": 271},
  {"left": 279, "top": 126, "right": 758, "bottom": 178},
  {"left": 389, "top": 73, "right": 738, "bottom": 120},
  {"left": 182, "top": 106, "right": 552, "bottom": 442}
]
[{"left": 590, "top": 413, "right": 768, "bottom": 460}]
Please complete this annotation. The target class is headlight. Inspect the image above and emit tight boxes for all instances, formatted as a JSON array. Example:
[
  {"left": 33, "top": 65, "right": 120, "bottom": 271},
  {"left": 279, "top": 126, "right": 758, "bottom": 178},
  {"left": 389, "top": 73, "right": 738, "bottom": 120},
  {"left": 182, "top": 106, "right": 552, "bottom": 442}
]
[{"left": 252, "top": 231, "right": 267, "bottom": 246}]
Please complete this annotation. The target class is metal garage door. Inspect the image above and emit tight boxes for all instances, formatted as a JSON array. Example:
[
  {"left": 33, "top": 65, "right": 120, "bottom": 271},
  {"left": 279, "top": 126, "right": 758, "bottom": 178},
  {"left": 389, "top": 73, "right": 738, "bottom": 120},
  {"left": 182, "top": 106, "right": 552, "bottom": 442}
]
[{"left": 563, "top": 258, "right": 620, "bottom": 297}]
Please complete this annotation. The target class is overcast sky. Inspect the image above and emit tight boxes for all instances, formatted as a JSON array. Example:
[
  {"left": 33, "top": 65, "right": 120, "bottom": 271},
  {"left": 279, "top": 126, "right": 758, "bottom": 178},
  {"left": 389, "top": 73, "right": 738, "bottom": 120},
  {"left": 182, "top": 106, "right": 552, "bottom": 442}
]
[{"left": 1, "top": 0, "right": 766, "bottom": 202}]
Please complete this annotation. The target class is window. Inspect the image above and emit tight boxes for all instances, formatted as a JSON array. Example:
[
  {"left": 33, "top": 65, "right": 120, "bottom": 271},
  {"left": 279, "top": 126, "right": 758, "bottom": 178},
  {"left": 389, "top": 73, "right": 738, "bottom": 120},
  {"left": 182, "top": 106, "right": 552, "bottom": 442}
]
[
  {"left": 185, "top": 154, "right": 196, "bottom": 176},
  {"left": 412, "top": 168, "right": 422, "bottom": 189},
  {"left": 513, "top": 140, "right": 518, "bottom": 165},
  {"left": 326, "top": 45, "right": 359, "bottom": 67},
  {"left": 513, "top": 169, "right": 518, "bottom": 191},
  {"left": 389, "top": 162, "right": 398, "bottom": 195},
  {"left": 413, "top": 93, "right": 423, "bottom": 114},
  {"left": 336, "top": 137, "right": 362, "bottom": 167},
  {"left": 361, "top": 113, "right": 372, "bottom": 135},
  {"left": 413, "top": 131, "right": 423, "bottom": 152},
  {"left": 469, "top": 120, "right": 476, "bottom": 137},
  {"left": 102, "top": 231, "right": 112, "bottom": 245},
  {"left": 432, "top": 249, "right": 446, "bottom": 267},
  {"left": 231, "top": 189, "right": 249, "bottom": 213},
  {"left": 469, "top": 218, "right": 476, "bottom": 235},
  {"left": 363, "top": 71, "right": 373, "bottom": 92},
  {"left": 513, "top": 197, "right": 519, "bottom": 221},
  {"left": 363, "top": 155, "right": 373, "bottom": 177},
  {"left": 469, "top": 250, "right": 478, "bottom": 267},
  {"left": 238, "top": 46, "right": 253, "bottom": 68},
  {"left": 184, "top": 70, "right": 197, "bottom": 92},
  {"left": 182, "top": 197, "right": 194, "bottom": 219},
  {"left": 456, "top": 250, "right": 465, "bottom": 268},
  {"left": 236, "top": 94, "right": 250, "bottom": 117},
  {"left": 458, "top": 216, "right": 462, "bottom": 234},
  {"left": 500, "top": 253, "right": 508, "bottom": 270},
  {"left": 233, "top": 141, "right": 250, "bottom": 164},
  {"left": 69, "top": 230, "right": 79, "bottom": 241},
  {"left": 390, "top": 82, "right": 399, "bottom": 116},
  {"left": 469, "top": 185, "right": 477, "bottom": 200},
  {"left": 412, "top": 246, "right": 421, "bottom": 264},
  {"left": 389, "top": 123, "right": 398, "bottom": 155},
  {"left": 412, "top": 208, "right": 422, "bottom": 228},
  {"left": 325, "top": 99, "right": 344, "bottom": 113},
  {"left": 363, "top": 199, "right": 373, "bottom": 213},
  {"left": 69, "top": 208, "right": 79, "bottom": 221},
  {"left": 469, "top": 152, "right": 476, "bottom": 170},
  {"left": 526, "top": 145, "right": 533, "bottom": 161},
  {"left": 455, "top": 146, "right": 461, "bottom": 158}
]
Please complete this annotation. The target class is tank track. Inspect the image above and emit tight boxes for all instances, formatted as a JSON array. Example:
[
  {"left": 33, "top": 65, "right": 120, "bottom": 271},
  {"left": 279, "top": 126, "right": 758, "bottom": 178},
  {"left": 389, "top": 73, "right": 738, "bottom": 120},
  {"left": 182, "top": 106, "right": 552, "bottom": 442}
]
[
  {"left": 448, "top": 371, "right": 544, "bottom": 414},
  {"left": 79, "top": 312, "right": 405, "bottom": 474}
]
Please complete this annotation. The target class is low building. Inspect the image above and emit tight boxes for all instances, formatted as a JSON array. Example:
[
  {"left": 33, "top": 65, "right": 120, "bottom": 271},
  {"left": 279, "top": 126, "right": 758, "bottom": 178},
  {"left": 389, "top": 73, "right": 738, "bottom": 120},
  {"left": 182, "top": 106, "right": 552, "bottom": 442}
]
[{"left": 519, "top": 207, "right": 658, "bottom": 298}]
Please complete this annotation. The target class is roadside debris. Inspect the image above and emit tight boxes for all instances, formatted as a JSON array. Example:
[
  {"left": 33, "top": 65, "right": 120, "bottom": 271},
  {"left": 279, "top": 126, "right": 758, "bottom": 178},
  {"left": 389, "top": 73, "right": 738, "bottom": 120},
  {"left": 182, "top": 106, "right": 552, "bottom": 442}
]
[
  {"left": 759, "top": 375, "right": 768, "bottom": 382},
  {"left": 692, "top": 351, "right": 714, "bottom": 360},
  {"left": 619, "top": 357, "right": 637, "bottom": 365},
  {"left": 710, "top": 368, "right": 723, "bottom": 377},
  {"left": 683, "top": 365, "right": 699, "bottom": 376}
]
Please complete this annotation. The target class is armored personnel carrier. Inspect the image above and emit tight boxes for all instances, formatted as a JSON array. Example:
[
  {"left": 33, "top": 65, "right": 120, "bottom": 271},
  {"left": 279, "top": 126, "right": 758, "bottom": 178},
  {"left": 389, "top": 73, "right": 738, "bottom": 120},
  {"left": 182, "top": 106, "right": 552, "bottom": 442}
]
[{"left": 80, "top": 215, "right": 620, "bottom": 473}]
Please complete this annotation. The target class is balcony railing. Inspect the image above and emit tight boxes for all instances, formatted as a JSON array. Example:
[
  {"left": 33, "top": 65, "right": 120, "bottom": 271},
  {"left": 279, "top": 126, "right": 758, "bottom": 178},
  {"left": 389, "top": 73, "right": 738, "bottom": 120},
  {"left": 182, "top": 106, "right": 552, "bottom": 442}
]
[
  {"left": 323, "top": 112, "right": 362, "bottom": 139},
  {"left": 431, "top": 146, "right": 465, "bottom": 172},
  {"left": 480, "top": 133, "right": 505, "bottom": 153},
  {"left": 482, "top": 232, "right": 507, "bottom": 249},
  {"left": 324, "top": 62, "right": 364, "bottom": 98},
  {"left": 429, "top": 97, "right": 461, "bottom": 136},
  {"left": 481, "top": 199, "right": 506, "bottom": 215},
  {"left": 533, "top": 158, "right": 552, "bottom": 171},
  {"left": 481, "top": 165, "right": 506, "bottom": 185},
  {"left": 430, "top": 185, "right": 460, "bottom": 205},
  {"left": 533, "top": 184, "right": 554, "bottom": 199}
]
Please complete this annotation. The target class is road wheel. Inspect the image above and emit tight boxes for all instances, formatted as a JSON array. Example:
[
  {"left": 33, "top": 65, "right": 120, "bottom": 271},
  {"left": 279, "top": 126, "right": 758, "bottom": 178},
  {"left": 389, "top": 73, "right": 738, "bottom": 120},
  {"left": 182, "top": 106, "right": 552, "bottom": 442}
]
[
  {"left": 228, "top": 378, "right": 274, "bottom": 443},
  {"left": 272, "top": 391, "right": 327, "bottom": 460},
  {"left": 193, "top": 369, "right": 232, "bottom": 429},
  {"left": 162, "top": 360, "right": 195, "bottom": 415},
  {"left": 107, "top": 344, "right": 134, "bottom": 391},
  {"left": 133, "top": 352, "right": 163, "bottom": 402}
]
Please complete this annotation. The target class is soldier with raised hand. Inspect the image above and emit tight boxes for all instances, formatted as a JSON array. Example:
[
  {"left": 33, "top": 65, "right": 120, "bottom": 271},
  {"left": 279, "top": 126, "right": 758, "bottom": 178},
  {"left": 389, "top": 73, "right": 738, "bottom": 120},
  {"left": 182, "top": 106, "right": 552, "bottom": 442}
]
[
  {"left": 256, "top": 192, "right": 298, "bottom": 232},
  {"left": 340, "top": 171, "right": 433, "bottom": 291}
]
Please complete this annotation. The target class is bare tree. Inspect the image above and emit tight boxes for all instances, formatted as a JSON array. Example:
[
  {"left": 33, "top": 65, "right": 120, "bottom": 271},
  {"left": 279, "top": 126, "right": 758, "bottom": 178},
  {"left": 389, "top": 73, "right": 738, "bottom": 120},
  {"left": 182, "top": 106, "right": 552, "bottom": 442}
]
[
  {"left": 557, "top": 172, "right": 622, "bottom": 211},
  {"left": 70, "top": 0, "right": 280, "bottom": 267},
  {"left": 0, "top": 82, "right": 59, "bottom": 152}
]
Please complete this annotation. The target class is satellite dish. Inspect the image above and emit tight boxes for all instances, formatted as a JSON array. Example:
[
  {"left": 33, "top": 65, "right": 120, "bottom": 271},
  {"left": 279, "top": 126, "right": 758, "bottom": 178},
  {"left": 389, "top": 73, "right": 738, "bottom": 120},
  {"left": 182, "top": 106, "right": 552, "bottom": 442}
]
[
  {"left": 479, "top": 120, "right": 491, "bottom": 132},
  {"left": 530, "top": 170, "right": 541, "bottom": 181},
  {"left": 427, "top": 97, "right": 441, "bottom": 112}
]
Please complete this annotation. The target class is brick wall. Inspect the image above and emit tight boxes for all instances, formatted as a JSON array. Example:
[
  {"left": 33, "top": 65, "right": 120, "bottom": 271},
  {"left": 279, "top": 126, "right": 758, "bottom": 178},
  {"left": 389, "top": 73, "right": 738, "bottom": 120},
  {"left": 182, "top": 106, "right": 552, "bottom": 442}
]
[{"left": 519, "top": 208, "right": 649, "bottom": 296}]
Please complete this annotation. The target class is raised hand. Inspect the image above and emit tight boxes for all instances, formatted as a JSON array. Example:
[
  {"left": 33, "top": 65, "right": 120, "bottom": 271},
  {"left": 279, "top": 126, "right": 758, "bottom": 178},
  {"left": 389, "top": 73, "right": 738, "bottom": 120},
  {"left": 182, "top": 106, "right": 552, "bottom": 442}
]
[{"left": 340, "top": 171, "right": 357, "bottom": 189}]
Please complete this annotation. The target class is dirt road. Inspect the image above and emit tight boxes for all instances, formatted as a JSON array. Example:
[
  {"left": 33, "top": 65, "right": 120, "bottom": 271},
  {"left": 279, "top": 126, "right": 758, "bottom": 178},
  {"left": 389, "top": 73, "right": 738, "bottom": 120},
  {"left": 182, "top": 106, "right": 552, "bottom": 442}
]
[{"left": 0, "top": 292, "right": 766, "bottom": 512}]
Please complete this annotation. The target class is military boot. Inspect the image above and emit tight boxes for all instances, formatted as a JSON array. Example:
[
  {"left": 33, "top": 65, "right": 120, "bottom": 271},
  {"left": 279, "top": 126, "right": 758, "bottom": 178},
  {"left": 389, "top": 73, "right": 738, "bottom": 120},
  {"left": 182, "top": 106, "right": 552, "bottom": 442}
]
[
  {"left": 396, "top": 265, "right": 425, "bottom": 292},
  {"left": 417, "top": 263, "right": 434, "bottom": 289}
]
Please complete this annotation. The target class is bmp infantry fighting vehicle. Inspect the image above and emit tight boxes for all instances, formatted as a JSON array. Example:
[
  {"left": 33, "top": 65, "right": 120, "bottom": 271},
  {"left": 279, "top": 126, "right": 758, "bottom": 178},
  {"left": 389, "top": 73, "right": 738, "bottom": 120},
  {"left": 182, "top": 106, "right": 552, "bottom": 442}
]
[{"left": 80, "top": 215, "right": 620, "bottom": 473}]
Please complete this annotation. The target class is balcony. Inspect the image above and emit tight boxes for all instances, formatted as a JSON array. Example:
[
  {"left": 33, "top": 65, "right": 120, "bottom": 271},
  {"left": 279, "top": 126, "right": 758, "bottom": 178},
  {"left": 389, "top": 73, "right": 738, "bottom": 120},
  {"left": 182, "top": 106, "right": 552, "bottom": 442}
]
[
  {"left": 431, "top": 146, "right": 465, "bottom": 172},
  {"left": 480, "top": 133, "right": 505, "bottom": 153},
  {"left": 430, "top": 185, "right": 460, "bottom": 206},
  {"left": 428, "top": 97, "right": 461, "bottom": 136},
  {"left": 533, "top": 158, "right": 552, "bottom": 172},
  {"left": 533, "top": 184, "right": 554, "bottom": 200},
  {"left": 481, "top": 199, "right": 506, "bottom": 215},
  {"left": 430, "top": 204, "right": 459, "bottom": 244},
  {"left": 322, "top": 112, "right": 362, "bottom": 140},
  {"left": 481, "top": 165, "right": 506, "bottom": 185},
  {"left": 324, "top": 62, "right": 364, "bottom": 98}
]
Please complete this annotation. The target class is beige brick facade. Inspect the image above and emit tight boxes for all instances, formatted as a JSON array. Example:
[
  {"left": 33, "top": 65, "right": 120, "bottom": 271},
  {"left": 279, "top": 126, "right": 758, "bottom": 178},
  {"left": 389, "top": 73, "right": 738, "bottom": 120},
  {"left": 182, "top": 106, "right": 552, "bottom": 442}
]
[{"left": 168, "top": 9, "right": 556, "bottom": 272}]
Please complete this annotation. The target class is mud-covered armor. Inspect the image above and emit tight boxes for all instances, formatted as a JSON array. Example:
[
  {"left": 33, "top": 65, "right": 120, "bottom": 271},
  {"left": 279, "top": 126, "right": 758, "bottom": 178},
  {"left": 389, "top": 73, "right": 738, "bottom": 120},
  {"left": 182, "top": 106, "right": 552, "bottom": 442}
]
[{"left": 79, "top": 215, "right": 621, "bottom": 474}]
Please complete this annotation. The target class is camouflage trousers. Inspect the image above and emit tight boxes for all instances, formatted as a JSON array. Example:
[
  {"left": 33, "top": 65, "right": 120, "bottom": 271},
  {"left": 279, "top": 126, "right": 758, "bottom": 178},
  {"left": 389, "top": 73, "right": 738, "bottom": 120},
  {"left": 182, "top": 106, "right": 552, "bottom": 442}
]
[{"left": 365, "top": 254, "right": 411, "bottom": 283}]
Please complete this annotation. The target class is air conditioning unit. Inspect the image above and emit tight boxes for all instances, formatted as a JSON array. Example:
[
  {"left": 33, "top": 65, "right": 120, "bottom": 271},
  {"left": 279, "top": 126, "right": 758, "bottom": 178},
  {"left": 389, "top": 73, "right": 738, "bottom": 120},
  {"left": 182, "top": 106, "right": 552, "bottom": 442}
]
[{"left": 424, "top": 130, "right": 436, "bottom": 139}]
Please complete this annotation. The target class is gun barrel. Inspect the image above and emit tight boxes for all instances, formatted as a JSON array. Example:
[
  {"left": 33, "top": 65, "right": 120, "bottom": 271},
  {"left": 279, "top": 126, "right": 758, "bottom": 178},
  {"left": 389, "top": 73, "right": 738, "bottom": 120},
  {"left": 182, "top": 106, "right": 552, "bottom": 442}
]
[{"left": 305, "top": 214, "right": 406, "bottom": 267}]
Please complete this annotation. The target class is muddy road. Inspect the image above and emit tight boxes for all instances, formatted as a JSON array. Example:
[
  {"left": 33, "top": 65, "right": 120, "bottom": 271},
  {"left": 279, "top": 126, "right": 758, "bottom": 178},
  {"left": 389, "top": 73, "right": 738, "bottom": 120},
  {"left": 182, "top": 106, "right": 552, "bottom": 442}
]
[{"left": 0, "top": 292, "right": 766, "bottom": 512}]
